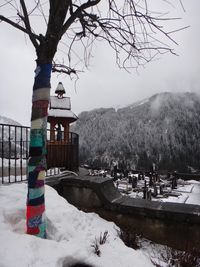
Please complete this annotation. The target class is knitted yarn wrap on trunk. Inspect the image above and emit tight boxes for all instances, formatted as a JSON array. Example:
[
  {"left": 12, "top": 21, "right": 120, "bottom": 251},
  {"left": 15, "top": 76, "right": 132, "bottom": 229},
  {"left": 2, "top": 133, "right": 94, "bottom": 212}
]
[{"left": 26, "top": 63, "right": 52, "bottom": 238}]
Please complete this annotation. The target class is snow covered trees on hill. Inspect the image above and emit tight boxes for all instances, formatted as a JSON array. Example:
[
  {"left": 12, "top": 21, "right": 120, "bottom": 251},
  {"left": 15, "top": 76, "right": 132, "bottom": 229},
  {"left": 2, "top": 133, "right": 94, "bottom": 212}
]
[{"left": 73, "top": 92, "right": 200, "bottom": 172}]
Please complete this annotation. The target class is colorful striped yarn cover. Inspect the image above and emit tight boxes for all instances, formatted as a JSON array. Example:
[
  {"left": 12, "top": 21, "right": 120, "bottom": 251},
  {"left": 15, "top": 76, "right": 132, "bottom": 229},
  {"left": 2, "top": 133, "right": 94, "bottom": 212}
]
[{"left": 26, "top": 63, "right": 52, "bottom": 238}]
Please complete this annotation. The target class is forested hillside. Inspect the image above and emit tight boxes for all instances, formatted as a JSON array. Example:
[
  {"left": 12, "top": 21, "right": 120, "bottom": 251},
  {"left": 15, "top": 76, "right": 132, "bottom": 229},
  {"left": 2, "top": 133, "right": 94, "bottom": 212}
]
[{"left": 72, "top": 92, "right": 200, "bottom": 172}]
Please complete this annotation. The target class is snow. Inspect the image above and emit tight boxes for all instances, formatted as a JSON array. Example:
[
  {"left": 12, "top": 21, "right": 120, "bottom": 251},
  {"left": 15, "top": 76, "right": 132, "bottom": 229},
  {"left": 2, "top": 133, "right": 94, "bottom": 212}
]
[
  {"left": 186, "top": 181, "right": 200, "bottom": 205},
  {"left": 116, "top": 178, "right": 200, "bottom": 205},
  {"left": 0, "top": 158, "right": 27, "bottom": 167},
  {"left": 137, "top": 99, "right": 149, "bottom": 106},
  {"left": 0, "top": 116, "right": 21, "bottom": 126},
  {"left": 126, "top": 98, "right": 150, "bottom": 109},
  {"left": 156, "top": 181, "right": 200, "bottom": 205},
  {"left": 152, "top": 193, "right": 189, "bottom": 204},
  {"left": 48, "top": 109, "right": 78, "bottom": 120},
  {"left": 0, "top": 183, "right": 154, "bottom": 267},
  {"left": 50, "top": 96, "right": 71, "bottom": 110},
  {"left": 0, "top": 175, "right": 27, "bottom": 184}
]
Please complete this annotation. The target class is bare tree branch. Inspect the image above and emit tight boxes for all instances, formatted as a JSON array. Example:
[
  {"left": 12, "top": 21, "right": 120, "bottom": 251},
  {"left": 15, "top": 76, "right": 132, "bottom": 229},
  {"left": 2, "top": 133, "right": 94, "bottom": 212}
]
[
  {"left": 19, "top": 0, "right": 39, "bottom": 48},
  {"left": 61, "top": 0, "right": 101, "bottom": 37},
  {"left": 0, "top": 0, "right": 12, "bottom": 8},
  {"left": 0, "top": 14, "right": 41, "bottom": 41},
  {"left": 52, "top": 62, "right": 79, "bottom": 76},
  {"left": 179, "top": 0, "right": 186, "bottom": 12},
  {"left": 0, "top": 0, "right": 186, "bottom": 70}
]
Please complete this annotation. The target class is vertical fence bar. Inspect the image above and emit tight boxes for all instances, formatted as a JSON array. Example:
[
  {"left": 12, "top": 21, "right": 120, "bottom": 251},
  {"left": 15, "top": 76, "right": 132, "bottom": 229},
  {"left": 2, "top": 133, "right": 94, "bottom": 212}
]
[
  {"left": 14, "top": 126, "right": 17, "bottom": 182},
  {"left": 70, "top": 132, "right": 72, "bottom": 170},
  {"left": 22, "top": 132, "right": 24, "bottom": 180},
  {"left": 20, "top": 126, "right": 23, "bottom": 181},
  {"left": 77, "top": 133, "right": 79, "bottom": 170},
  {"left": 71, "top": 133, "right": 73, "bottom": 170},
  {"left": 26, "top": 127, "right": 28, "bottom": 180},
  {"left": 1, "top": 125, "right": 4, "bottom": 183},
  {"left": 63, "top": 129, "right": 65, "bottom": 172},
  {"left": 72, "top": 132, "right": 74, "bottom": 170},
  {"left": 8, "top": 125, "right": 11, "bottom": 183},
  {"left": 76, "top": 133, "right": 78, "bottom": 170}
]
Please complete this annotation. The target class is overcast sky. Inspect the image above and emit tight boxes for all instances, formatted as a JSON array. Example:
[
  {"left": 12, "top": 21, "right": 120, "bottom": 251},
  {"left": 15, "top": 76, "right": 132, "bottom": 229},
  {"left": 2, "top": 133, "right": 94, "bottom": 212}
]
[{"left": 0, "top": 0, "right": 199, "bottom": 126}]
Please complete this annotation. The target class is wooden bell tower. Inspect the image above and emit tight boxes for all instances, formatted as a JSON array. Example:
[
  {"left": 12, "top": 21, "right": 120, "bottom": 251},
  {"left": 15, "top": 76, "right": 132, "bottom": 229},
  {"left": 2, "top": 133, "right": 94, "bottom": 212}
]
[
  {"left": 47, "top": 82, "right": 79, "bottom": 170},
  {"left": 48, "top": 82, "right": 78, "bottom": 143}
]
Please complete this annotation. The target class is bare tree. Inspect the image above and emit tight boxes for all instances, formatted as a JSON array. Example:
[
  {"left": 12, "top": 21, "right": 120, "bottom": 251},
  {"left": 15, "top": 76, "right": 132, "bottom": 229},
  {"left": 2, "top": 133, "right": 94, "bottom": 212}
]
[{"left": 0, "top": 0, "right": 185, "bottom": 238}]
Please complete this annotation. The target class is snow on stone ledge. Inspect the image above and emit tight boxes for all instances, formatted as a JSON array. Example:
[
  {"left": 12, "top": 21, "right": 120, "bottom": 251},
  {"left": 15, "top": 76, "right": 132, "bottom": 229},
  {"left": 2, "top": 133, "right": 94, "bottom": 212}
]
[{"left": 0, "top": 183, "right": 153, "bottom": 267}]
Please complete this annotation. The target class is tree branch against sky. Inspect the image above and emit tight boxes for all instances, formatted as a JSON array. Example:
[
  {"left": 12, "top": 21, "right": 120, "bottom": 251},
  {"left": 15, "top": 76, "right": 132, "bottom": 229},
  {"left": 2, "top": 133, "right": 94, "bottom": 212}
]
[
  {"left": 0, "top": 0, "right": 185, "bottom": 238},
  {"left": 0, "top": 1, "right": 187, "bottom": 72}
]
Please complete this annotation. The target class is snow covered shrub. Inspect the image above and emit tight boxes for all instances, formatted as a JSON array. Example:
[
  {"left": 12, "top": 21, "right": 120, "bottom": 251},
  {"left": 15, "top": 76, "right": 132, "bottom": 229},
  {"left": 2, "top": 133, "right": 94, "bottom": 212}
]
[
  {"left": 150, "top": 246, "right": 200, "bottom": 267},
  {"left": 91, "top": 231, "right": 109, "bottom": 257},
  {"left": 91, "top": 239, "right": 101, "bottom": 257},
  {"left": 169, "top": 249, "right": 200, "bottom": 267},
  {"left": 99, "top": 230, "right": 109, "bottom": 245}
]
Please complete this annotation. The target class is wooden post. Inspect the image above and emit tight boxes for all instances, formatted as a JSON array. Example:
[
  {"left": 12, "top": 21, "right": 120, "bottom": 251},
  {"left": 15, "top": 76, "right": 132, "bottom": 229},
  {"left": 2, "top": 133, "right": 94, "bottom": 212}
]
[
  {"left": 64, "top": 123, "right": 69, "bottom": 142},
  {"left": 50, "top": 121, "right": 56, "bottom": 142}
]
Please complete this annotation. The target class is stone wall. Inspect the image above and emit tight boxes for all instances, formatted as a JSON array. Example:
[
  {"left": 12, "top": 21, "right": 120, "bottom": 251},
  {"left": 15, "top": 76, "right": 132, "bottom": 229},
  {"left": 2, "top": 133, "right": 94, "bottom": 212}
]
[{"left": 46, "top": 173, "right": 200, "bottom": 250}]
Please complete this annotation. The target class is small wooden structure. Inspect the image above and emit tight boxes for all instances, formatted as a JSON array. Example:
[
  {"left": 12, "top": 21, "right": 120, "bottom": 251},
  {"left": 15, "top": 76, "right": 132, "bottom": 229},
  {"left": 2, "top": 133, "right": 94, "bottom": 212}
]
[{"left": 47, "top": 82, "right": 78, "bottom": 170}]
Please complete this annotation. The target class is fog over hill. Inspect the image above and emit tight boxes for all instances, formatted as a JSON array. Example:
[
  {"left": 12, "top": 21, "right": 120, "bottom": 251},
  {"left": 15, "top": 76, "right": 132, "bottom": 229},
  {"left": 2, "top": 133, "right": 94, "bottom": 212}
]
[{"left": 72, "top": 92, "right": 200, "bottom": 172}]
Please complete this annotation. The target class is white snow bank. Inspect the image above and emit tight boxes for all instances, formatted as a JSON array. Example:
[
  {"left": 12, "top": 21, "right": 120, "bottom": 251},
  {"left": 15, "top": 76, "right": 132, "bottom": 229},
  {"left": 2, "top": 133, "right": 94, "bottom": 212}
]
[
  {"left": 0, "top": 183, "right": 153, "bottom": 267},
  {"left": 0, "top": 158, "right": 27, "bottom": 167}
]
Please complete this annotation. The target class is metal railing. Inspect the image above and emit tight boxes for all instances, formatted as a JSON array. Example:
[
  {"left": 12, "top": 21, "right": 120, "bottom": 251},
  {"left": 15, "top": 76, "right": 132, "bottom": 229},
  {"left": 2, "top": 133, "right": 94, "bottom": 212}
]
[{"left": 0, "top": 123, "right": 79, "bottom": 184}]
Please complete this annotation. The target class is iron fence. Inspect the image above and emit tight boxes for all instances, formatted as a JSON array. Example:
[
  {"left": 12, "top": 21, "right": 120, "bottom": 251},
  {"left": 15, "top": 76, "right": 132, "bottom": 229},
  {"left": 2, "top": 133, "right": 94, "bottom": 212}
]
[{"left": 0, "top": 123, "right": 79, "bottom": 184}]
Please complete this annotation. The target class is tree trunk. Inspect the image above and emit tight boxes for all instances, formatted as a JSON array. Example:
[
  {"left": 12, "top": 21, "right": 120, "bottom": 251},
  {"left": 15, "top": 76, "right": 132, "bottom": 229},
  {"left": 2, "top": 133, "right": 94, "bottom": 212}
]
[{"left": 26, "top": 63, "right": 52, "bottom": 238}]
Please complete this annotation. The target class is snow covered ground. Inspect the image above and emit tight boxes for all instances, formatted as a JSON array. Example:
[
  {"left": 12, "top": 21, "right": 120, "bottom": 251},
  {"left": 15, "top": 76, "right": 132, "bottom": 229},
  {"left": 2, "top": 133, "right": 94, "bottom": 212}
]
[
  {"left": 0, "top": 183, "right": 154, "bottom": 267},
  {"left": 117, "top": 179, "right": 200, "bottom": 206},
  {"left": 0, "top": 158, "right": 27, "bottom": 167}
]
